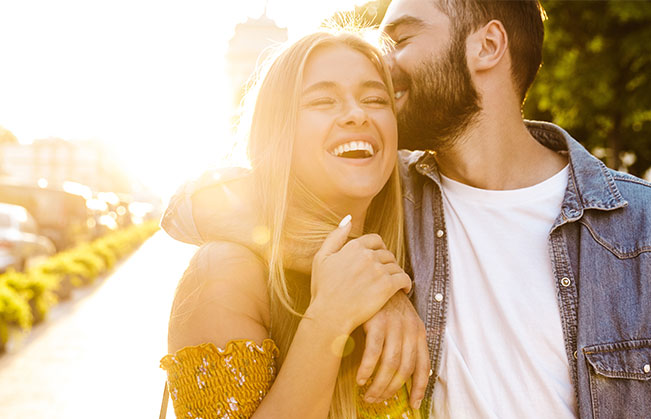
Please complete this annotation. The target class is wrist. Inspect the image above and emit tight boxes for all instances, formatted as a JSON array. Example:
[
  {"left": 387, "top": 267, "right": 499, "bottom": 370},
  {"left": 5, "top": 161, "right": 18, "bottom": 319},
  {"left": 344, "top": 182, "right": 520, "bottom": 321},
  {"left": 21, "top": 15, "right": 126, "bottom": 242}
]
[{"left": 304, "top": 300, "right": 355, "bottom": 338}]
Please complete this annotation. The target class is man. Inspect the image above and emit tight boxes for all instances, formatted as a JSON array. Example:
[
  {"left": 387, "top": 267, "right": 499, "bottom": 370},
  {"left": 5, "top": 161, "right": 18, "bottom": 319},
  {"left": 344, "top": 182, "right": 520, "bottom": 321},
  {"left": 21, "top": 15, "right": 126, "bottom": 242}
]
[
  {"left": 162, "top": 0, "right": 650, "bottom": 417},
  {"left": 378, "top": 0, "right": 650, "bottom": 417}
]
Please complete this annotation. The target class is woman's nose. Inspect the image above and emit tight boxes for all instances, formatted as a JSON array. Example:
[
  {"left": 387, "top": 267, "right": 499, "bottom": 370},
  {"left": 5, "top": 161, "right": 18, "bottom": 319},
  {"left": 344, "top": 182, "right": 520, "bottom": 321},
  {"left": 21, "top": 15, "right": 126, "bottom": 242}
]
[{"left": 338, "top": 102, "right": 368, "bottom": 127}]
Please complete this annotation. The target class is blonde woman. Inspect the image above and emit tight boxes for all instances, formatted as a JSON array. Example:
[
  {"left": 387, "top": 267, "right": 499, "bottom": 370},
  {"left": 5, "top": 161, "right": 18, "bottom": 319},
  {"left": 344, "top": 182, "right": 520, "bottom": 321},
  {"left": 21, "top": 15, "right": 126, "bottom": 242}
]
[{"left": 160, "top": 31, "right": 425, "bottom": 418}]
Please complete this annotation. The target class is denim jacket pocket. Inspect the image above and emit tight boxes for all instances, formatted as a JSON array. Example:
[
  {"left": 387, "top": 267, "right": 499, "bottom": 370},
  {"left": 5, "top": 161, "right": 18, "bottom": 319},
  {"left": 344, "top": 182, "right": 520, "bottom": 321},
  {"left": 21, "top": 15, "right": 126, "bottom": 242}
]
[{"left": 584, "top": 339, "right": 651, "bottom": 419}]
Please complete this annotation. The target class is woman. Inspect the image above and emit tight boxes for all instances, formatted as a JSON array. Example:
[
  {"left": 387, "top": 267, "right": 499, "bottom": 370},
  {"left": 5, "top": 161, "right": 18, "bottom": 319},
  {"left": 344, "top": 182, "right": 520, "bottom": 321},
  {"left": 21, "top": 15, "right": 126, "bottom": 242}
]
[{"left": 160, "top": 30, "right": 423, "bottom": 418}]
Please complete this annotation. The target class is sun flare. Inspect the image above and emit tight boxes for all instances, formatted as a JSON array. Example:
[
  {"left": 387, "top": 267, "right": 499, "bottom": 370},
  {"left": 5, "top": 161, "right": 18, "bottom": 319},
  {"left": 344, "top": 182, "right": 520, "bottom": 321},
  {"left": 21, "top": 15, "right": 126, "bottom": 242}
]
[{"left": 0, "top": 0, "right": 370, "bottom": 200}]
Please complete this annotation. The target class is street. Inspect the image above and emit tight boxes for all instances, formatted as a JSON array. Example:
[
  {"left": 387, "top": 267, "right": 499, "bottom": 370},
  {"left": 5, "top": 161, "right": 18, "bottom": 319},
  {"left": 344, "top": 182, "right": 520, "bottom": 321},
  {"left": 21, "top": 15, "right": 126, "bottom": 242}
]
[{"left": 0, "top": 231, "right": 196, "bottom": 419}]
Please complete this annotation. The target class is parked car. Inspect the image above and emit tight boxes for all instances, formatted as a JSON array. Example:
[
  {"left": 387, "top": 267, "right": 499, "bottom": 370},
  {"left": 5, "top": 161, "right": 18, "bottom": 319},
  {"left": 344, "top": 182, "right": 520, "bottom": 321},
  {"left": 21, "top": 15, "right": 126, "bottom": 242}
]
[
  {"left": 0, "top": 182, "right": 92, "bottom": 251},
  {"left": 0, "top": 203, "right": 56, "bottom": 272}
]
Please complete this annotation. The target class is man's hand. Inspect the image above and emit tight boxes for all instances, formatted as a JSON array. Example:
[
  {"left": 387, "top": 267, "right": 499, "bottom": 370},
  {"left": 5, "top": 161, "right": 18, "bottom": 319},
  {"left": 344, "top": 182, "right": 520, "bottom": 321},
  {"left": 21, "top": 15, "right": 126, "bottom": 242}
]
[{"left": 356, "top": 291, "right": 430, "bottom": 410}]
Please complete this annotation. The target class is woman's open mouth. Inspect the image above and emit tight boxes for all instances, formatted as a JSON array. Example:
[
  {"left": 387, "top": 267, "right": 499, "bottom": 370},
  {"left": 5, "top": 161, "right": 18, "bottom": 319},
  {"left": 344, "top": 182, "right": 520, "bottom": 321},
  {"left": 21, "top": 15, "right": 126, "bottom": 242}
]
[{"left": 329, "top": 140, "right": 376, "bottom": 159}]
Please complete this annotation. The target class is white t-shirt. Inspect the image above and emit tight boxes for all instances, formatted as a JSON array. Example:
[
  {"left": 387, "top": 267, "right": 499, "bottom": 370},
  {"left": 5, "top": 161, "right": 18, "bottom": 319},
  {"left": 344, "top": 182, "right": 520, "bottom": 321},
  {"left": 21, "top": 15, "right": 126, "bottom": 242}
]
[{"left": 431, "top": 166, "right": 577, "bottom": 419}]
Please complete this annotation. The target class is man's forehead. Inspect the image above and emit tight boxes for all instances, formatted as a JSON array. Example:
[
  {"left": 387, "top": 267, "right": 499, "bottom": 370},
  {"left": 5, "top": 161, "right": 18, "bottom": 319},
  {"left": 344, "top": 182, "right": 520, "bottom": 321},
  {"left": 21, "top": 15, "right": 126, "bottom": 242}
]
[{"left": 381, "top": 0, "right": 443, "bottom": 32}]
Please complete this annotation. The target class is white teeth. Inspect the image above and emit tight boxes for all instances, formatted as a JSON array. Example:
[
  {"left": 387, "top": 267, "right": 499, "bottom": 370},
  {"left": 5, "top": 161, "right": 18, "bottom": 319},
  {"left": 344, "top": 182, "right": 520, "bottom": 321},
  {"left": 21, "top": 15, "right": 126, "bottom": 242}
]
[
  {"left": 395, "top": 90, "right": 406, "bottom": 100},
  {"left": 331, "top": 140, "right": 375, "bottom": 157}
]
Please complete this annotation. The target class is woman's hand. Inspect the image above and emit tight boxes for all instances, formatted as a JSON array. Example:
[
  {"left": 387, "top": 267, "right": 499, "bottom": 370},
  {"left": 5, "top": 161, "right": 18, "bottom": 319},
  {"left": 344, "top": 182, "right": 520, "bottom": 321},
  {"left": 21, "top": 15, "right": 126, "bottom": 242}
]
[{"left": 308, "top": 216, "right": 412, "bottom": 337}]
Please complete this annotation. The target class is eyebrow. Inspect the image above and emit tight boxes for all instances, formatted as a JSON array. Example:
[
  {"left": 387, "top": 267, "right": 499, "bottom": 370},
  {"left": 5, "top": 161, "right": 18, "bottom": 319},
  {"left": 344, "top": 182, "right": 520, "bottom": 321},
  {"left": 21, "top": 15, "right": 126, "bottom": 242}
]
[
  {"left": 383, "top": 15, "right": 428, "bottom": 37},
  {"left": 302, "top": 81, "right": 337, "bottom": 95},
  {"left": 302, "top": 80, "right": 388, "bottom": 95},
  {"left": 362, "top": 80, "right": 389, "bottom": 93}
]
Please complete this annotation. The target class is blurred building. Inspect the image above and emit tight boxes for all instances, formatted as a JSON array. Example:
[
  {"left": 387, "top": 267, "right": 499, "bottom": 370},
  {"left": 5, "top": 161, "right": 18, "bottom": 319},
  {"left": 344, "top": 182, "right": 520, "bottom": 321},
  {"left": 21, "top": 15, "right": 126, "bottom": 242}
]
[
  {"left": 225, "top": 10, "right": 288, "bottom": 114},
  {"left": 0, "top": 138, "right": 132, "bottom": 194}
]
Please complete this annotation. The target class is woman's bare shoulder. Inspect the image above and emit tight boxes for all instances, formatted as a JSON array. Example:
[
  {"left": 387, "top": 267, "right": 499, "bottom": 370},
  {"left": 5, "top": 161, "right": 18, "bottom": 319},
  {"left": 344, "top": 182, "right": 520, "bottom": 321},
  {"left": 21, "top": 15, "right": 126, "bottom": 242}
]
[{"left": 167, "top": 241, "right": 270, "bottom": 353}]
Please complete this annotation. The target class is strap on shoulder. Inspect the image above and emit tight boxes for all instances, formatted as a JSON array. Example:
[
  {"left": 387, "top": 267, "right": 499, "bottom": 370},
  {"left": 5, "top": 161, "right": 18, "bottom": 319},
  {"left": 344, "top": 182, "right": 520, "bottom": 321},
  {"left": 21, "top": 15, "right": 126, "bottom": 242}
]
[{"left": 159, "top": 382, "right": 169, "bottom": 419}]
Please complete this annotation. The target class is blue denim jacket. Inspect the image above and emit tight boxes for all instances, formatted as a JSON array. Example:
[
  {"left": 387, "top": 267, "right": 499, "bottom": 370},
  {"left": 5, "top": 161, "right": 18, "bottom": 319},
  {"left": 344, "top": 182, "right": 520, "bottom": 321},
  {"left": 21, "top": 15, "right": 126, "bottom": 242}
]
[
  {"left": 161, "top": 121, "right": 650, "bottom": 418},
  {"left": 399, "top": 121, "right": 651, "bottom": 418}
]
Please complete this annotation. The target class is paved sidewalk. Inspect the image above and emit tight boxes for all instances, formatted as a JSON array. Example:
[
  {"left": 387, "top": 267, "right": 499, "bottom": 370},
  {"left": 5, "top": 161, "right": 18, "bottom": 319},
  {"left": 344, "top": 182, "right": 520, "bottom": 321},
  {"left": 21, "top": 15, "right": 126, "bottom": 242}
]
[{"left": 0, "top": 231, "right": 196, "bottom": 419}]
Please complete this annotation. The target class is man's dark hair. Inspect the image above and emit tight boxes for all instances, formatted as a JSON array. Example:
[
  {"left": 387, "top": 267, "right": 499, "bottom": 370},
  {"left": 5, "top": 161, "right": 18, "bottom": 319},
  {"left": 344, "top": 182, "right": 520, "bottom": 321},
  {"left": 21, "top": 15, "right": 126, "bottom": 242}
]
[{"left": 435, "top": 0, "right": 545, "bottom": 102}]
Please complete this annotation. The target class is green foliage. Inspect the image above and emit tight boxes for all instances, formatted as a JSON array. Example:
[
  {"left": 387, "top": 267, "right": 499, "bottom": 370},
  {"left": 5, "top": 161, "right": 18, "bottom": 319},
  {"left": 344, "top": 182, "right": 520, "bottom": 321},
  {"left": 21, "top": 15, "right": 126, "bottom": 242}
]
[
  {"left": 525, "top": 1, "right": 651, "bottom": 176},
  {"left": 0, "top": 278, "right": 32, "bottom": 345},
  {"left": 2, "top": 269, "right": 58, "bottom": 323}
]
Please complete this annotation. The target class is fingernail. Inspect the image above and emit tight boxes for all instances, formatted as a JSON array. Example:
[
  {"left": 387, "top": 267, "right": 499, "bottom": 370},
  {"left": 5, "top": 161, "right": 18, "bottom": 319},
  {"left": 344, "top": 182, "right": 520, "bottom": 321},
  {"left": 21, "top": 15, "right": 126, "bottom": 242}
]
[
  {"left": 414, "top": 399, "right": 422, "bottom": 409},
  {"left": 365, "top": 396, "right": 375, "bottom": 403},
  {"left": 357, "top": 378, "right": 367, "bottom": 386},
  {"left": 338, "top": 214, "right": 352, "bottom": 228}
]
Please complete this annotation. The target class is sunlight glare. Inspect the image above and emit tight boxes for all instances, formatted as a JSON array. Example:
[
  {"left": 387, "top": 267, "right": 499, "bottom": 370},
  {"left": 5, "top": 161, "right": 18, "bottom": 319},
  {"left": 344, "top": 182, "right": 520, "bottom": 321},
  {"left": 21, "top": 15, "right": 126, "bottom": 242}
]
[{"left": 0, "top": 0, "right": 370, "bottom": 200}]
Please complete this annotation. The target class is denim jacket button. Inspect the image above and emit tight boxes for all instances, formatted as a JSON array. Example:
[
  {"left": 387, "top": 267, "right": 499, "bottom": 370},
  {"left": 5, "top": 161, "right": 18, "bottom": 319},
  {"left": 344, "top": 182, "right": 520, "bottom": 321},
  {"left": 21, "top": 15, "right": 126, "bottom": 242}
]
[
  {"left": 644, "top": 364, "right": 650, "bottom": 373},
  {"left": 561, "top": 277, "right": 571, "bottom": 287},
  {"left": 436, "top": 229, "right": 444, "bottom": 238},
  {"left": 435, "top": 293, "right": 444, "bottom": 302},
  {"left": 418, "top": 163, "right": 430, "bottom": 172}
]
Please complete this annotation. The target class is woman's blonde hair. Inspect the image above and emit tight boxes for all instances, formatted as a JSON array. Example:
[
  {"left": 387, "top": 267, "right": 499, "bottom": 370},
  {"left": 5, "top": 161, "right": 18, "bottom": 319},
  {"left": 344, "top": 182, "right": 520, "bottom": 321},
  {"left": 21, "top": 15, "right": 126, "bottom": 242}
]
[{"left": 243, "top": 30, "right": 408, "bottom": 418}]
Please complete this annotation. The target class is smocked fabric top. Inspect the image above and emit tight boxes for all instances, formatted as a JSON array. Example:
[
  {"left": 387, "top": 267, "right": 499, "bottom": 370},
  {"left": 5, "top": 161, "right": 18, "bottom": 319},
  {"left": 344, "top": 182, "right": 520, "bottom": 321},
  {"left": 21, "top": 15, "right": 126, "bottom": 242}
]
[{"left": 160, "top": 338, "right": 417, "bottom": 418}]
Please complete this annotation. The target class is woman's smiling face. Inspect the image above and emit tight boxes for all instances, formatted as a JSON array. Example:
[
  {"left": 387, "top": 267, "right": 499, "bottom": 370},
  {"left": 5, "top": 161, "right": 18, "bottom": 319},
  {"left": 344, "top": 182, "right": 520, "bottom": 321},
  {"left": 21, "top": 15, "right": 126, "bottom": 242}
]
[{"left": 292, "top": 45, "right": 398, "bottom": 211}]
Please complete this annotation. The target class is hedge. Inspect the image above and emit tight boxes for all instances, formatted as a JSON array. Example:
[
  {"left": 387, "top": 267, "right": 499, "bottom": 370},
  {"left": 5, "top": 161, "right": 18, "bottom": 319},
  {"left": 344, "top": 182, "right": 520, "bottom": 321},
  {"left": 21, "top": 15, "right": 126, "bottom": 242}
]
[{"left": 0, "top": 219, "right": 159, "bottom": 352}]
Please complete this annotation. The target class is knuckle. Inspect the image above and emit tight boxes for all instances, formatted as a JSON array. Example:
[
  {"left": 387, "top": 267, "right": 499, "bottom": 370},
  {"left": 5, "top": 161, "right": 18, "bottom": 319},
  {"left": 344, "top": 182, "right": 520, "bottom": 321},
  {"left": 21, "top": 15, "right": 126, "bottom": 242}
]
[
  {"left": 348, "top": 240, "right": 361, "bottom": 251},
  {"left": 387, "top": 352, "right": 401, "bottom": 368},
  {"left": 398, "top": 363, "right": 413, "bottom": 377},
  {"left": 383, "top": 250, "right": 396, "bottom": 261},
  {"left": 371, "top": 333, "right": 385, "bottom": 347}
]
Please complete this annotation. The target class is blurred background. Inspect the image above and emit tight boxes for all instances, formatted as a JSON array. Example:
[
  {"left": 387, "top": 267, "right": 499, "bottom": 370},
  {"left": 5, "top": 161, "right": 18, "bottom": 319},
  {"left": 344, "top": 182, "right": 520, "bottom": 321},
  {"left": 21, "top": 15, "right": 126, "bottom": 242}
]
[{"left": 0, "top": 0, "right": 649, "bottom": 417}]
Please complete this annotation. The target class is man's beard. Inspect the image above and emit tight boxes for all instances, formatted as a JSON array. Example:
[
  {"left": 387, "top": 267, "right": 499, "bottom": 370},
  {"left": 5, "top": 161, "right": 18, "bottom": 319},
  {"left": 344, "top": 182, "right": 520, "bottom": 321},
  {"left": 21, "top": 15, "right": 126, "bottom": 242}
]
[{"left": 395, "top": 34, "right": 481, "bottom": 152}]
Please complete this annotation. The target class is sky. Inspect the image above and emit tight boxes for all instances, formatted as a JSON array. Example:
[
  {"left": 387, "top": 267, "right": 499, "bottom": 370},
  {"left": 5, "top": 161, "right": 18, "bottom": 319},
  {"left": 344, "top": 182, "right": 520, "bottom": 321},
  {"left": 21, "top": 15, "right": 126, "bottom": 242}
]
[{"left": 0, "top": 0, "right": 369, "bottom": 199}]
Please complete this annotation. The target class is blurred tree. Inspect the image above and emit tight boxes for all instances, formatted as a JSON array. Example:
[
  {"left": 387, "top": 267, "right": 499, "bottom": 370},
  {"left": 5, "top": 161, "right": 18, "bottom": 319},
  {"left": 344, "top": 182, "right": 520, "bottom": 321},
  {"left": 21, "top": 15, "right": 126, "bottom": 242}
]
[
  {"left": 330, "top": 0, "right": 651, "bottom": 178},
  {"left": 0, "top": 126, "right": 18, "bottom": 145},
  {"left": 525, "top": 1, "right": 651, "bottom": 177}
]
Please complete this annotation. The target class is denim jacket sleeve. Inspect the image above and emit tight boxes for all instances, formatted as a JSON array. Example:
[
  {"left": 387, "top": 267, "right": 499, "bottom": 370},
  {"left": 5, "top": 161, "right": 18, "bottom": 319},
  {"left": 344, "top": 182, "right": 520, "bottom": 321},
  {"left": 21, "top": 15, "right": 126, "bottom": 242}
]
[{"left": 160, "top": 167, "right": 251, "bottom": 246}]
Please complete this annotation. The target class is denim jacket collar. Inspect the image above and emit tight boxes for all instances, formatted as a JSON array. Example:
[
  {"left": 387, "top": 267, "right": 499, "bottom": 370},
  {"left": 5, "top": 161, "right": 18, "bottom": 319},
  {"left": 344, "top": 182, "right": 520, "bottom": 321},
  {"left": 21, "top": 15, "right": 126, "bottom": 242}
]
[{"left": 406, "top": 120, "right": 628, "bottom": 227}]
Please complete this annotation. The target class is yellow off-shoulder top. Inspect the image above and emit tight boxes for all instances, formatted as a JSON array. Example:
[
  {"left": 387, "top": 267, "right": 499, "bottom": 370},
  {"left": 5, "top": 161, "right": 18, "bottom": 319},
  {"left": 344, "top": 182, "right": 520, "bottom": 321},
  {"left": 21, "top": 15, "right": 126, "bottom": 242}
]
[{"left": 160, "top": 339, "right": 417, "bottom": 418}]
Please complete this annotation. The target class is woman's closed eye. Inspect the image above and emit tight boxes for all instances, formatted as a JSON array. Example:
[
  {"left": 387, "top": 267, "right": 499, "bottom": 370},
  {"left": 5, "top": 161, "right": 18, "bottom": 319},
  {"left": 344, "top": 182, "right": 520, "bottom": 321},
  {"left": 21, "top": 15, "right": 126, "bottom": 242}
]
[
  {"left": 306, "top": 97, "right": 337, "bottom": 107},
  {"left": 362, "top": 96, "right": 390, "bottom": 106}
]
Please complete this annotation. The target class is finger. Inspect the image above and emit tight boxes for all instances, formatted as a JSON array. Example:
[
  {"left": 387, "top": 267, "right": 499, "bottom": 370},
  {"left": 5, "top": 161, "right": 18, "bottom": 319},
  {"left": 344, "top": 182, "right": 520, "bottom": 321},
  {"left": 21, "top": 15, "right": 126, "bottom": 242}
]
[
  {"left": 357, "top": 325, "right": 385, "bottom": 386},
  {"left": 373, "top": 249, "right": 398, "bottom": 264},
  {"left": 349, "top": 233, "right": 386, "bottom": 251},
  {"left": 363, "top": 325, "right": 402, "bottom": 403},
  {"left": 389, "top": 272, "right": 412, "bottom": 294},
  {"left": 316, "top": 215, "right": 353, "bottom": 257},
  {"left": 382, "top": 262, "right": 405, "bottom": 275},
  {"left": 409, "top": 333, "right": 431, "bottom": 410},
  {"left": 378, "top": 336, "right": 417, "bottom": 401}
]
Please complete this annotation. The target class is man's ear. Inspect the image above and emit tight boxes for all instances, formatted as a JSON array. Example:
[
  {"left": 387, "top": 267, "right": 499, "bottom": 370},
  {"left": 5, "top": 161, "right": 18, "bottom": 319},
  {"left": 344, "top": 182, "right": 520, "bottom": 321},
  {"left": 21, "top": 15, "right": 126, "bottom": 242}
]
[{"left": 467, "top": 19, "right": 508, "bottom": 72}]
